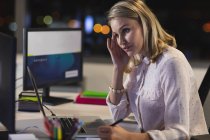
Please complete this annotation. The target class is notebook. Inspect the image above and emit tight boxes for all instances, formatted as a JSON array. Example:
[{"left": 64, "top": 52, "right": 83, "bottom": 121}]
[{"left": 26, "top": 66, "right": 106, "bottom": 138}]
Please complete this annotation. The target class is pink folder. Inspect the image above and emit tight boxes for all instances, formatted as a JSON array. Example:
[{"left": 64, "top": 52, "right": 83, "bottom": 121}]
[{"left": 75, "top": 93, "right": 107, "bottom": 105}]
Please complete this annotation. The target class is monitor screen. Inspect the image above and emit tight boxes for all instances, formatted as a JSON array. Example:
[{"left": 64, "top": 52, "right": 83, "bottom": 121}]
[
  {"left": 0, "top": 32, "right": 16, "bottom": 133},
  {"left": 23, "top": 28, "right": 83, "bottom": 105}
]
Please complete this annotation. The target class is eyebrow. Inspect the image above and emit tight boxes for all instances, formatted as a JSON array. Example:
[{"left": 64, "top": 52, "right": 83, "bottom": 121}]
[
  {"left": 119, "top": 24, "right": 128, "bottom": 31},
  {"left": 113, "top": 24, "right": 128, "bottom": 34}
]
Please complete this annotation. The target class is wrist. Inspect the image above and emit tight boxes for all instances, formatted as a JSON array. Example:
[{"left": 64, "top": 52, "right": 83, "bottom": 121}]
[
  {"left": 113, "top": 65, "right": 125, "bottom": 73},
  {"left": 109, "top": 86, "right": 126, "bottom": 94}
]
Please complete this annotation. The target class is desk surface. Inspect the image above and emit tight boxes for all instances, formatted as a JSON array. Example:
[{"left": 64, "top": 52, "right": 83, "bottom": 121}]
[
  {"left": 16, "top": 91, "right": 111, "bottom": 121},
  {"left": 15, "top": 91, "right": 112, "bottom": 139}
]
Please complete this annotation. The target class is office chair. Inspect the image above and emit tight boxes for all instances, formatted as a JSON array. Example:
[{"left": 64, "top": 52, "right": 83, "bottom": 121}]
[
  {"left": 199, "top": 65, "right": 210, "bottom": 106},
  {"left": 198, "top": 65, "right": 210, "bottom": 133}
]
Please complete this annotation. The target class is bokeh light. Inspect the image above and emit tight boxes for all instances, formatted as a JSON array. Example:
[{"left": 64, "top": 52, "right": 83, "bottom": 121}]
[
  {"left": 85, "top": 15, "right": 94, "bottom": 34},
  {"left": 9, "top": 22, "right": 17, "bottom": 31},
  {"left": 68, "top": 19, "right": 81, "bottom": 28},
  {"left": 101, "top": 25, "right": 110, "bottom": 35},
  {"left": 202, "top": 22, "right": 210, "bottom": 33},
  {"left": 0, "top": 17, "right": 5, "bottom": 26},
  {"left": 43, "top": 15, "right": 53, "bottom": 25},
  {"left": 93, "top": 24, "right": 102, "bottom": 33}
]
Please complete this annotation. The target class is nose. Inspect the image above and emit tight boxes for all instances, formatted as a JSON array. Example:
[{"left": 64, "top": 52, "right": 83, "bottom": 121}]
[{"left": 119, "top": 36, "right": 126, "bottom": 46}]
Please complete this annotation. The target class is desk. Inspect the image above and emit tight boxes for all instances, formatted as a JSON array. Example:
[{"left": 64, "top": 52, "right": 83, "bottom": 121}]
[
  {"left": 14, "top": 91, "right": 210, "bottom": 139},
  {"left": 15, "top": 93, "right": 210, "bottom": 140},
  {"left": 16, "top": 92, "right": 111, "bottom": 121},
  {"left": 15, "top": 91, "right": 112, "bottom": 139}
]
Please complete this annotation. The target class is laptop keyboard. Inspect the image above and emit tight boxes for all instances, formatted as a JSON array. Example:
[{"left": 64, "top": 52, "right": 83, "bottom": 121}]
[
  {"left": 48, "top": 117, "right": 82, "bottom": 139},
  {"left": 58, "top": 117, "right": 105, "bottom": 133},
  {"left": 59, "top": 117, "right": 75, "bottom": 132},
  {"left": 48, "top": 116, "right": 106, "bottom": 138}
]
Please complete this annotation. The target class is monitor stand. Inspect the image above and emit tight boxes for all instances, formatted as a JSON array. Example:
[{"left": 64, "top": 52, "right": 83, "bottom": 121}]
[{"left": 42, "top": 87, "right": 74, "bottom": 106}]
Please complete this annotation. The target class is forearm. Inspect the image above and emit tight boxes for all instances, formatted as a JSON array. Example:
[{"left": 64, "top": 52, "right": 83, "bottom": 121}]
[{"left": 109, "top": 66, "right": 124, "bottom": 105}]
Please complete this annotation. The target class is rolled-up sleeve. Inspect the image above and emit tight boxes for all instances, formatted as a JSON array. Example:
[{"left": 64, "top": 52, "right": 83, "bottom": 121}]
[{"left": 106, "top": 93, "right": 130, "bottom": 121}]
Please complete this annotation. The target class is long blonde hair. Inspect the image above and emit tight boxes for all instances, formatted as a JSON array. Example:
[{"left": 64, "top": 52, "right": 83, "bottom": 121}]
[{"left": 107, "top": 0, "right": 176, "bottom": 73}]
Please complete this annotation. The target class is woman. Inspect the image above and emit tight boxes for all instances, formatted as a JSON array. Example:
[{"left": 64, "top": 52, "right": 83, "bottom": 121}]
[{"left": 97, "top": 0, "right": 208, "bottom": 140}]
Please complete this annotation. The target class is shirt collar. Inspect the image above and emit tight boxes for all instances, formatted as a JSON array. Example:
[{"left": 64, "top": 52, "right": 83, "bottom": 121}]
[{"left": 142, "top": 56, "right": 150, "bottom": 65}]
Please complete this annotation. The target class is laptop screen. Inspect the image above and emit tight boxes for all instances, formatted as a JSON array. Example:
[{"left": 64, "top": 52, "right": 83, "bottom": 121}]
[{"left": 27, "top": 66, "right": 46, "bottom": 117}]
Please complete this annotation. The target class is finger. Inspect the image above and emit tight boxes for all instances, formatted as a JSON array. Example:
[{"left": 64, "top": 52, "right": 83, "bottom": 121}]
[
  {"left": 98, "top": 133, "right": 111, "bottom": 140},
  {"left": 100, "top": 128, "right": 111, "bottom": 134},
  {"left": 97, "top": 126, "right": 113, "bottom": 140},
  {"left": 98, "top": 132, "right": 110, "bottom": 140},
  {"left": 98, "top": 126, "right": 112, "bottom": 133},
  {"left": 97, "top": 126, "right": 112, "bottom": 136},
  {"left": 107, "top": 38, "right": 111, "bottom": 50},
  {"left": 111, "top": 32, "right": 115, "bottom": 39},
  {"left": 107, "top": 38, "right": 115, "bottom": 58},
  {"left": 110, "top": 33, "right": 118, "bottom": 46}
]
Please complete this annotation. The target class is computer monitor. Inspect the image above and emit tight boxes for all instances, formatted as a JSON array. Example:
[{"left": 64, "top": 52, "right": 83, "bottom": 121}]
[
  {"left": 0, "top": 32, "right": 16, "bottom": 133},
  {"left": 23, "top": 28, "right": 83, "bottom": 106}
]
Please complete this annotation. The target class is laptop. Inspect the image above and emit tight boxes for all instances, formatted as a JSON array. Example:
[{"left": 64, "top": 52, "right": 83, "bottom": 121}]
[{"left": 26, "top": 66, "right": 106, "bottom": 138}]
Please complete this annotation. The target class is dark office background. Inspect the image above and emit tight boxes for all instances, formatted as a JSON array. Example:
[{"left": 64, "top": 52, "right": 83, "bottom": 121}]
[{"left": 0, "top": 0, "right": 210, "bottom": 60}]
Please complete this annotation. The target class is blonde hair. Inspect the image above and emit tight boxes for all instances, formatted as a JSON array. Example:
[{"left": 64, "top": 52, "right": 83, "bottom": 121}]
[{"left": 107, "top": 0, "right": 177, "bottom": 73}]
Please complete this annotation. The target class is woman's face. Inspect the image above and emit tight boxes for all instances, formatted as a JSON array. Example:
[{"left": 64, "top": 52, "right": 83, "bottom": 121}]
[{"left": 110, "top": 17, "right": 144, "bottom": 57}]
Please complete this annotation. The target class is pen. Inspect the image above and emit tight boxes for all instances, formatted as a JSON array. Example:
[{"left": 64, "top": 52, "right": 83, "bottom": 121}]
[{"left": 110, "top": 118, "right": 124, "bottom": 126}]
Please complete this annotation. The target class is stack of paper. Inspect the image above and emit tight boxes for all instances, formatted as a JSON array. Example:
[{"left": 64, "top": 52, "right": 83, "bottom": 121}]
[
  {"left": 75, "top": 90, "right": 108, "bottom": 105},
  {"left": 9, "top": 134, "right": 39, "bottom": 140}
]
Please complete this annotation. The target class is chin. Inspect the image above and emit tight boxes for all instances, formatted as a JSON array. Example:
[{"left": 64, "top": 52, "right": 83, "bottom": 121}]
[{"left": 126, "top": 51, "right": 134, "bottom": 57}]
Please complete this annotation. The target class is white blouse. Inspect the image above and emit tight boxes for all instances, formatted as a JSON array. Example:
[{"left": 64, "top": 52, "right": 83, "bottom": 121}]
[{"left": 106, "top": 47, "right": 209, "bottom": 140}]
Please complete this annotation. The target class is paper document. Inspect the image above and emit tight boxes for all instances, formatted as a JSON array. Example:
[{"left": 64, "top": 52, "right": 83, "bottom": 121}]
[{"left": 9, "top": 133, "right": 39, "bottom": 140}]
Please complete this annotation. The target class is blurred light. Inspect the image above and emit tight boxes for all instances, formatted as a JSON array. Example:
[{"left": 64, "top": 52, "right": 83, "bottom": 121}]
[
  {"left": 85, "top": 15, "right": 94, "bottom": 34},
  {"left": 9, "top": 22, "right": 17, "bottom": 31},
  {"left": 68, "top": 19, "right": 81, "bottom": 28},
  {"left": 203, "top": 22, "right": 210, "bottom": 33},
  {"left": 93, "top": 24, "right": 102, "bottom": 33},
  {"left": 36, "top": 16, "right": 44, "bottom": 25},
  {"left": 101, "top": 25, "right": 110, "bottom": 35},
  {"left": 52, "top": 11, "right": 60, "bottom": 20},
  {"left": 43, "top": 15, "right": 53, "bottom": 25},
  {"left": 0, "top": 17, "right": 5, "bottom": 26}
]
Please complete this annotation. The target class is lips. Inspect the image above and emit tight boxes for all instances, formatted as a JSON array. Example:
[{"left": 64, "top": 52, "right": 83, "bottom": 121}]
[{"left": 123, "top": 46, "right": 131, "bottom": 51}]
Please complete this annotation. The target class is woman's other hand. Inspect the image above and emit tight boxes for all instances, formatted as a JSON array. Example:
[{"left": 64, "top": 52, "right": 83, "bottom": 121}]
[{"left": 97, "top": 125, "right": 130, "bottom": 140}]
